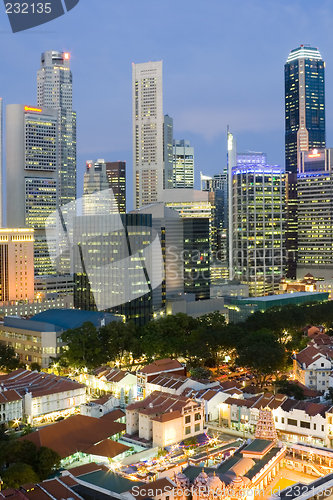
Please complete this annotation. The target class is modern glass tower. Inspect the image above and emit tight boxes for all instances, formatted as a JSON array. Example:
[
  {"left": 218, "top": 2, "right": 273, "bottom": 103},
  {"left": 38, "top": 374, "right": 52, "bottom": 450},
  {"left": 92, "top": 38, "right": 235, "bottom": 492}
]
[
  {"left": 37, "top": 51, "right": 77, "bottom": 209},
  {"left": 231, "top": 165, "right": 285, "bottom": 297},
  {"left": 285, "top": 45, "right": 325, "bottom": 278}
]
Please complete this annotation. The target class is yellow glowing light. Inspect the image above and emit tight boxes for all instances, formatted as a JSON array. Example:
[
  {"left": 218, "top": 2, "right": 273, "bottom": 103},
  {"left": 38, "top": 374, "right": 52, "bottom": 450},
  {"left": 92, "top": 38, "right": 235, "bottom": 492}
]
[{"left": 24, "top": 106, "right": 42, "bottom": 113}]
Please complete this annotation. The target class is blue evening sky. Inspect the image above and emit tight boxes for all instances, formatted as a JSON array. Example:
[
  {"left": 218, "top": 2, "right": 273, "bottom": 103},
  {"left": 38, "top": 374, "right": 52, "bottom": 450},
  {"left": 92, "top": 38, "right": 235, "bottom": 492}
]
[{"left": 1, "top": 0, "right": 333, "bottom": 215}]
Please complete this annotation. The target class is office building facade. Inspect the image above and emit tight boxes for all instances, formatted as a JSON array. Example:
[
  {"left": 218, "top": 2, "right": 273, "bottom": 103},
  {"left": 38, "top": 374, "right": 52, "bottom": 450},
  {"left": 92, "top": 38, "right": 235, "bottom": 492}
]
[
  {"left": 133, "top": 61, "right": 173, "bottom": 208},
  {"left": 83, "top": 159, "right": 110, "bottom": 215},
  {"left": 161, "top": 190, "right": 211, "bottom": 300},
  {"left": 173, "top": 140, "right": 194, "bottom": 189},
  {"left": 231, "top": 165, "right": 285, "bottom": 296},
  {"left": 37, "top": 50, "right": 76, "bottom": 209},
  {"left": 297, "top": 148, "right": 333, "bottom": 279},
  {"left": 73, "top": 213, "right": 154, "bottom": 325},
  {"left": 0, "top": 98, "right": 2, "bottom": 227},
  {"left": 0, "top": 229, "right": 34, "bottom": 302},
  {"left": 6, "top": 104, "right": 59, "bottom": 276},
  {"left": 285, "top": 45, "right": 326, "bottom": 278},
  {"left": 105, "top": 161, "right": 126, "bottom": 213}
]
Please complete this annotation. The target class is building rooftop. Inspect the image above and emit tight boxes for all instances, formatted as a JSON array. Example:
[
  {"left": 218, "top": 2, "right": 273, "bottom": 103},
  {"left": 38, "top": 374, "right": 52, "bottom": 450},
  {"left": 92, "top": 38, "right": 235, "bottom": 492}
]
[
  {"left": 31, "top": 308, "right": 122, "bottom": 330},
  {"left": 74, "top": 470, "right": 144, "bottom": 494},
  {"left": 139, "top": 358, "right": 184, "bottom": 375},
  {"left": 20, "top": 414, "right": 125, "bottom": 459}
]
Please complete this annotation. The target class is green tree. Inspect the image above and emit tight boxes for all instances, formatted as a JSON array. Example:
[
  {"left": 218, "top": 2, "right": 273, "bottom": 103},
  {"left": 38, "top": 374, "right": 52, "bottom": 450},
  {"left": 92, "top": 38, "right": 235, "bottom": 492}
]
[
  {"left": 30, "top": 362, "right": 41, "bottom": 372},
  {"left": 35, "top": 446, "right": 61, "bottom": 480},
  {"left": 188, "top": 366, "right": 213, "bottom": 379},
  {"left": 60, "top": 321, "right": 106, "bottom": 369},
  {"left": 236, "top": 330, "right": 287, "bottom": 387},
  {"left": 0, "top": 342, "right": 19, "bottom": 371},
  {"left": 98, "top": 321, "right": 141, "bottom": 368},
  {"left": 2, "top": 463, "right": 39, "bottom": 489}
]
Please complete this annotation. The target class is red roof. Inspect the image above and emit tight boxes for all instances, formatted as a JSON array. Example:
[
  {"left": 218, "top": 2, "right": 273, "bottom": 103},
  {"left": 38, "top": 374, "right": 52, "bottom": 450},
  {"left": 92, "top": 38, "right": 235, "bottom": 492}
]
[
  {"left": 139, "top": 358, "right": 184, "bottom": 375},
  {"left": 65, "top": 462, "right": 109, "bottom": 477},
  {"left": 19, "top": 414, "right": 125, "bottom": 459},
  {"left": 0, "top": 389, "right": 22, "bottom": 403}
]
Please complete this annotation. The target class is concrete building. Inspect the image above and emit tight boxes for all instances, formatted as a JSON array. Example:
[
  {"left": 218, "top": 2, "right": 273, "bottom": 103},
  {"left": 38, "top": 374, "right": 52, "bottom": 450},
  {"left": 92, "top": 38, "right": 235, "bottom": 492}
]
[
  {"left": 237, "top": 151, "right": 267, "bottom": 165},
  {"left": 293, "top": 344, "right": 332, "bottom": 391},
  {"left": 78, "top": 367, "right": 137, "bottom": 398},
  {"left": 231, "top": 164, "right": 285, "bottom": 296},
  {"left": 6, "top": 104, "right": 59, "bottom": 276},
  {"left": 164, "top": 115, "right": 174, "bottom": 190},
  {"left": 0, "top": 369, "right": 86, "bottom": 424},
  {"left": 224, "top": 291, "right": 329, "bottom": 323},
  {"left": 136, "top": 358, "right": 186, "bottom": 400},
  {"left": 133, "top": 61, "right": 169, "bottom": 208},
  {"left": 126, "top": 390, "right": 205, "bottom": 448},
  {"left": 297, "top": 148, "right": 333, "bottom": 280},
  {"left": 105, "top": 161, "right": 126, "bottom": 213},
  {"left": 0, "top": 308, "right": 121, "bottom": 368},
  {"left": 34, "top": 274, "right": 74, "bottom": 299},
  {"left": 0, "top": 389, "right": 23, "bottom": 426},
  {"left": 37, "top": 50, "right": 76, "bottom": 210},
  {"left": 0, "top": 228, "right": 34, "bottom": 302},
  {"left": 173, "top": 140, "right": 194, "bottom": 189}
]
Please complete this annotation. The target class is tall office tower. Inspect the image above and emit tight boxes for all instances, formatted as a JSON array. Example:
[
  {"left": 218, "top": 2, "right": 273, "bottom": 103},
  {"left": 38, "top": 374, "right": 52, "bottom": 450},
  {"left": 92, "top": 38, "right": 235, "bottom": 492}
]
[
  {"left": 132, "top": 203, "right": 184, "bottom": 310},
  {"left": 0, "top": 229, "right": 34, "bottom": 302},
  {"left": 0, "top": 98, "right": 2, "bottom": 227},
  {"left": 164, "top": 115, "right": 173, "bottom": 190},
  {"left": 201, "top": 172, "right": 228, "bottom": 262},
  {"left": 297, "top": 148, "right": 333, "bottom": 279},
  {"left": 37, "top": 51, "right": 76, "bottom": 209},
  {"left": 161, "top": 190, "right": 211, "bottom": 300},
  {"left": 73, "top": 213, "right": 154, "bottom": 325},
  {"left": 231, "top": 165, "right": 285, "bottom": 297},
  {"left": 173, "top": 140, "right": 194, "bottom": 189},
  {"left": 285, "top": 45, "right": 325, "bottom": 278},
  {"left": 133, "top": 61, "right": 171, "bottom": 208},
  {"left": 237, "top": 151, "right": 267, "bottom": 166},
  {"left": 227, "top": 129, "right": 237, "bottom": 279},
  {"left": 83, "top": 160, "right": 109, "bottom": 215},
  {"left": 105, "top": 161, "right": 126, "bottom": 213},
  {"left": 6, "top": 104, "right": 59, "bottom": 276}
]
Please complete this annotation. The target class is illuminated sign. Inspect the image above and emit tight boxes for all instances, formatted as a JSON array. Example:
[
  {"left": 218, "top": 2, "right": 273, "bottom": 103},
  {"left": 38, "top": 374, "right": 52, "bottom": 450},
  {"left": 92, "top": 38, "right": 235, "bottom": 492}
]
[
  {"left": 24, "top": 106, "right": 42, "bottom": 113},
  {"left": 227, "top": 133, "right": 233, "bottom": 151},
  {"left": 308, "top": 149, "right": 321, "bottom": 158},
  {"left": 64, "top": 53, "right": 70, "bottom": 60}
]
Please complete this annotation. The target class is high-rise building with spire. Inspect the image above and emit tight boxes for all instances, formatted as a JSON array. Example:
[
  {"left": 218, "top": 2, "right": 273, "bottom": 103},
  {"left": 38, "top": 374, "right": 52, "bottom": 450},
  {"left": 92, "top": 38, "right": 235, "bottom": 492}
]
[{"left": 285, "top": 45, "right": 325, "bottom": 278}]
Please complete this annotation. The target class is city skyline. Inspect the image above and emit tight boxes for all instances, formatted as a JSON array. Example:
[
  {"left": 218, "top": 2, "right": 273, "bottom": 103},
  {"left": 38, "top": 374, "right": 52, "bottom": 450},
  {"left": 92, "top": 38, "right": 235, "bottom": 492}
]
[{"left": 1, "top": 2, "right": 333, "bottom": 216}]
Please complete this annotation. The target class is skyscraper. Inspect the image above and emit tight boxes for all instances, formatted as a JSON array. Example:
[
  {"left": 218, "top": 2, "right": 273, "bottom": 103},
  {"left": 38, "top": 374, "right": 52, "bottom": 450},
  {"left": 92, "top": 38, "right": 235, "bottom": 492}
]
[
  {"left": 37, "top": 50, "right": 76, "bottom": 208},
  {"left": 231, "top": 165, "right": 285, "bottom": 296},
  {"left": 297, "top": 148, "right": 333, "bottom": 279},
  {"left": 133, "top": 61, "right": 172, "bottom": 208},
  {"left": 6, "top": 104, "right": 59, "bottom": 276},
  {"left": 173, "top": 140, "right": 194, "bottom": 189},
  {"left": 285, "top": 45, "right": 325, "bottom": 278},
  {"left": 105, "top": 161, "right": 126, "bottom": 213},
  {"left": 83, "top": 160, "right": 109, "bottom": 215}
]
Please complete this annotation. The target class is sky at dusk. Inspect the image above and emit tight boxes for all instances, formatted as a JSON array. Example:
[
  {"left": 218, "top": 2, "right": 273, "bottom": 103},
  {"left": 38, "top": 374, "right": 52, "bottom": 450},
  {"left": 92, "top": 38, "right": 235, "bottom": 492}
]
[{"left": 1, "top": 0, "right": 333, "bottom": 216}]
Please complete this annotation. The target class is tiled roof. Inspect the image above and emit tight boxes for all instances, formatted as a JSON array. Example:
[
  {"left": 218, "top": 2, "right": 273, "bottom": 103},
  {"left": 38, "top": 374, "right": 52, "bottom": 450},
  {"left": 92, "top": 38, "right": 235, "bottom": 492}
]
[
  {"left": 151, "top": 410, "right": 182, "bottom": 422},
  {"left": 0, "top": 369, "right": 85, "bottom": 399},
  {"left": 20, "top": 414, "right": 126, "bottom": 459},
  {"left": 95, "top": 367, "right": 130, "bottom": 383},
  {"left": 65, "top": 462, "right": 109, "bottom": 477},
  {"left": 36, "top": 478, "right": 83, "bottom": 500},
  {"left": 83, "top": 439, "right": 130, "bottom": 458},
  {"left": 148, "top": 372, "right": 188, "bottom": 390},
  {"left": 139, "top": 358, "right": 184, "bottom": 375},
  {"left": 295, "top": 345, "right": 330, "bottom": 367},
  {"left": 224, "top": 397, "right": 259, "bottom": 408},
  {"left": 0, "top": 389, "right": 22, "bottom": 403},
  {"left": 100, "top": 409, "right": 125, "bottom": 421}
]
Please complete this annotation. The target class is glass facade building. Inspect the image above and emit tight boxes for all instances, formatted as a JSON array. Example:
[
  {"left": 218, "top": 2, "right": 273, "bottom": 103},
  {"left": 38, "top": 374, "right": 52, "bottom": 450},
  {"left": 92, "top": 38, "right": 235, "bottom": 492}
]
[
  {"left": 183, "top": 218, "right": 210, "bottom": 300},
  {"left": 73, "top": 213, "right": 153, "bottom": 326},
  {"left": 105, "top": 161, "right": 126, "bottom": 213},
  {"left": 173, "top": 140, "right": 194, "bottom": 189},
  {"left": 231, "top": 165, "right": 285, "bottom": 297},
  {"left": 297, "top": 148, "right": 333, "bottom": 279},
  {"left": 285, "top": 45, "right": 326, "bottom": 278}
]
